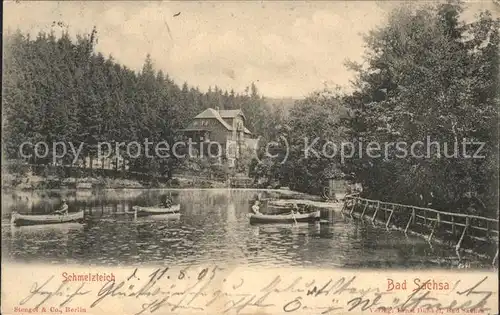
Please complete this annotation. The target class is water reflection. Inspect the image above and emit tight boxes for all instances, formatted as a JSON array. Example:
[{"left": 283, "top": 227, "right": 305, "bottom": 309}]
[{"left": 1, "top": 189, "right": 491, "bottom": 269}]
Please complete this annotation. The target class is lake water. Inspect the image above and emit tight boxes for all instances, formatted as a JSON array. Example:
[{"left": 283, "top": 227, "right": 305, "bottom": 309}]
[{"left": 1, "top": 189, "right": 492, "bottom": 269}]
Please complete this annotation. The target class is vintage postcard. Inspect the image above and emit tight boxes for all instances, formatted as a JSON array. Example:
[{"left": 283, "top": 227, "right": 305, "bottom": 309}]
[{"left": 2, "top": 1, "right": 499, "bottom": 314}]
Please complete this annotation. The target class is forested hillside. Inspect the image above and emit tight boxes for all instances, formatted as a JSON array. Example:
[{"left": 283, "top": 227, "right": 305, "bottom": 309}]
[
  {"left": 2, "top": 27, "right": 278, "bottom": 174},
  {"left": 342, "top": 3, "right": 499, "bottom": 217}
]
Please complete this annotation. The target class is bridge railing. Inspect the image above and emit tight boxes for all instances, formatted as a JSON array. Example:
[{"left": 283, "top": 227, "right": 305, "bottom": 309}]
[{"left": 342, "top": 195, "right": 499, "bottom": 265}]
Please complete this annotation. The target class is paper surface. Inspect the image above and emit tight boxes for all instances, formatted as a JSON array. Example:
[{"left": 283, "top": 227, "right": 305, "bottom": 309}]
[{"left": 2, "top": 263, "right": 498, "bottom": 315}]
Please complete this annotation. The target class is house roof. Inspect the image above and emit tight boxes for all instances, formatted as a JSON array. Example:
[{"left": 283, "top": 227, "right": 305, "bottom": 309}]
[
  {"left": 193, "top": 108, "right": 233, "bottom": 130},
  {"left": 219, "top": 109, "right": 245, "bottom": 121},
  {"left": 191, "top": 108, "right": 252, "bottom": 134},
  {"left": 194, "top": 108, "right": 245, "bottom": 120}
]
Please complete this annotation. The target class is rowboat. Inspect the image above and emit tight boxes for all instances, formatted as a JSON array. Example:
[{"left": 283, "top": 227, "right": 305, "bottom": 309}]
[
  {"left": 264, "top": 201, "right": 316, "bottom": 215},
  {"left": 129, "top": 204, "right": 181, "bottom": 217},
  {"left": 248, "top": 210, "right": 320, "bottom": 224},
  {"left": 135, "top": 213, "right": 181, "bottom": 221},
  {"left": 263, "top": 204, "right": 297, "bottom": 215},
  {"left": 10, "top": 211, "right": 85, "bottom": 227},
  {"left": 250, "top": 199, "right": 299, "bottom": 215}
]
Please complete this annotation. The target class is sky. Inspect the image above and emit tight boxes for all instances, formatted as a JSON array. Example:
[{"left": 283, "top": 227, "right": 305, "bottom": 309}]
[{"left": 4, "top": 1, "right": 499, "bottom": 98}]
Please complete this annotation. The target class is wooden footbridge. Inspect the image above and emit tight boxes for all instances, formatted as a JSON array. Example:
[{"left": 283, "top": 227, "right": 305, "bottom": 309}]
[{"left": 342, "top": 195, "right": 499, "bottom": 266}]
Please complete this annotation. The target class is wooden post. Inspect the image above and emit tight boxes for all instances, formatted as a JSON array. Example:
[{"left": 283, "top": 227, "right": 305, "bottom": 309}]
[
  {"left": 455, "top": 217, "right": 469, "bottom": 251},
  {"left": 427, "top": 213, "right": 440, "bottom": 242},
  {"left": 451, "top": 216, "right": 456, "bottom": 235},
  {"left": 385, "top": 206, "right": 394, "bottom": 229},
  {"left": 486, "top": 221, "right": 490, "bottom": 240},
  {"left": 349, "top": 198, "right": 357, "bottom": 216},
  {"left": 371, "top": 202, "right": 380, "bottom": 222},
  {"left": 405, "top": 208, "right": 415, "bottom": 234},
  {"left": 493, "top": 247, "right": 498, "bottom": 267},
  {"left": 412, "top": 207, "right": 416, "bottom": 224},
  {"left": 361, "top": 201, "right": 369, "bottom": 217},
  {"left": 341, "top": 200, "right": 347, "bottom": 213},
  {"left": 428, "top": 220, "right": 437, "bottom": 242},
  {"left": 345, "top": 199, "right": 351, "bottom": 214}
]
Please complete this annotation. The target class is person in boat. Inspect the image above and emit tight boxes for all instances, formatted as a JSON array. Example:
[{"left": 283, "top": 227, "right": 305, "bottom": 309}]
[
  {"left": 161, "top": 195, "right": 173, "bottom": 208},
  {"left": 251, "top": 200, "right": 262, "bottom": 214},
  {"left": 53, "top": 199, "right": 68, "bottom": 215}
]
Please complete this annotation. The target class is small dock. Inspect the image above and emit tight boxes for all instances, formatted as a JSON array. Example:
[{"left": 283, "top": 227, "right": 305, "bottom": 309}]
[{"left": 267, "top": 199, "right": 341, "bottom": 210}]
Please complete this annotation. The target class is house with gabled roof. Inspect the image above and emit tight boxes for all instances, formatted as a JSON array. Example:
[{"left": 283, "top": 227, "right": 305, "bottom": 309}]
[{"left": 180, "top": 107, "right": 257, "bottom": 167}]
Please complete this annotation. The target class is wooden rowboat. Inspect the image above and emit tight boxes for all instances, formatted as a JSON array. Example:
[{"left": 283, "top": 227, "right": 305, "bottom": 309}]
[
  {"left": 264, "top": 201, "right": 314, "bottom": 215},
  {"left": 263, "top": 204, "right": 297, "bottom": 215},
  {"left": 10, "top": 211, "right": 84, "bottom": 227},
  {"left": 250, "top": 199, "right": 299, "bottom": 215},
  {"left": 129, "top": 204, "right": 181, "bottom": 217},
  {"left": 135, "top": 213, "right": 181, "bottom": 221},
  {"left": 248, "top": 210, "right": 320, "bottom": 224}
]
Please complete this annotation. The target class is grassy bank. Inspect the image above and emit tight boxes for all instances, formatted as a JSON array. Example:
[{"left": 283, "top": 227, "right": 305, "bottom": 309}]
[{"left": 1, "top": 170, "right": 229, "bottom": 190}]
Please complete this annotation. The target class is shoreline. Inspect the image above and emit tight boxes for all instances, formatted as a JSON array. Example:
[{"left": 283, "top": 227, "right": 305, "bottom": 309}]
[
  {"left": 1, "top": 186, "right": 322, "bottom": 202},
  {"left": 2, "top": 174, "right": 234, "bottom": 191},
  {"left": 1, "top": 171, "right": 325, "bottom": 200},
  {"left": 1, "top": 181, "right": 323, "bottom": 201}
]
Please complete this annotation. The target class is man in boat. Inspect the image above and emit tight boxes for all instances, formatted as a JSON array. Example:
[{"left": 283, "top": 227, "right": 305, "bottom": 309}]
[
  {"left": 53, "top": 199, "right": 69, "bottom": 215},
  {"left": 161, "top": 195, "right": 173, "bottom": 208},
  {"left": 251, "top": 200, "right": 262, "bottom": 214}
]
